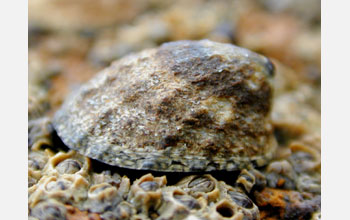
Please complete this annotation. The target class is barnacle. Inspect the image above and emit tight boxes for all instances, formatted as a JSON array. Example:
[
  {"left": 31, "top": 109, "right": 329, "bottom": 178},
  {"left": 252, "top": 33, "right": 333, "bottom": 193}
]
[
  {"left": 30, "top": 199, "right": 67, "bottom": 220},
  {"left": 28, "top": 117, "right": 53, "bottom": 150},
  {"left": 157, "top": 187, "right": 205, "bottom": 219},
  {"left": 29, "top": 174, "right": 89, "bottom": 208},
  {"left": 127, "top": 174, "right": 166, "bottom": 216},
  {"left": 176, "top": 175, "right": 220, "bottom": 203},
  {"left": 84, "top": 176, "right": 130, "bottom": 213},
  {"left": 45, "top": 151, "right": 90, "bottom": 177}
]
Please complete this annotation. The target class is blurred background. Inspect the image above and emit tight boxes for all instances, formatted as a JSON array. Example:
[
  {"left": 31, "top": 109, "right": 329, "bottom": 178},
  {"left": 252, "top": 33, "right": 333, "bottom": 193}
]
[{"left": 28, "top": 0, "right": 320, "bottom": 116}]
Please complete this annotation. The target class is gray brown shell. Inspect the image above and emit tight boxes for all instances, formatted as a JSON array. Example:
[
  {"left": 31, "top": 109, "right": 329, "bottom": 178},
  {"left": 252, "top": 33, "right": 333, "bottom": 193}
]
[{"left": 53, "top": 40, "right": 277, "bottom": 172}]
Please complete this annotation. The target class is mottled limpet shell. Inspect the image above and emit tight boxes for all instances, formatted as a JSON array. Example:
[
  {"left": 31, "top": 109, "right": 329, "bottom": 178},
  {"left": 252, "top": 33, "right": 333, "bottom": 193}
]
[{"left": 53, "top": 40, "right": 276, "bottom": 172}]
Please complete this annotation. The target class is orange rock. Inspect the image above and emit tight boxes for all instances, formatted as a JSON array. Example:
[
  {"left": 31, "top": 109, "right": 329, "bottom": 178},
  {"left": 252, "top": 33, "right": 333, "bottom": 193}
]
[
  {"left": 65, "top": 205, "right": 102, "bottom": 220},
  {"left": 254, "top": 188, "right": 320, "bottom": 220}
]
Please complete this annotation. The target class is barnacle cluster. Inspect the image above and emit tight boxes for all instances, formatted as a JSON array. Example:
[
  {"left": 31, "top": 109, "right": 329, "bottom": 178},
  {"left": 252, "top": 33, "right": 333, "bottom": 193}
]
[
  {"left": 28, "top": 134, "right": 321, "bottom": 220},
  {"left": 28, "top": 147, "right": 320, "bottom": 219},
  {"left": 29, "top": 151, "right": 262, "bottom": 220},
  {"left": 28, "top": 154, "right": 321, "bottom": 220}
]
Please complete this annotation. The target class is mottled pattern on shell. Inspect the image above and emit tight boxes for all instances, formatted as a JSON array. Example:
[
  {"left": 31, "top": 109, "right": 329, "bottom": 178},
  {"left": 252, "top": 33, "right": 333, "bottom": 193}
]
[{"left": 53, "top": 40, "right": 277, "bottom": 172}]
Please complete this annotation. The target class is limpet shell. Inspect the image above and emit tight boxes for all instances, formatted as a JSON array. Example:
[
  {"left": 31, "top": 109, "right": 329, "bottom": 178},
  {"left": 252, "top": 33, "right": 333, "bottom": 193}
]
[{"left": 53, "top": 40, "right": 277, "bottom": 172}]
